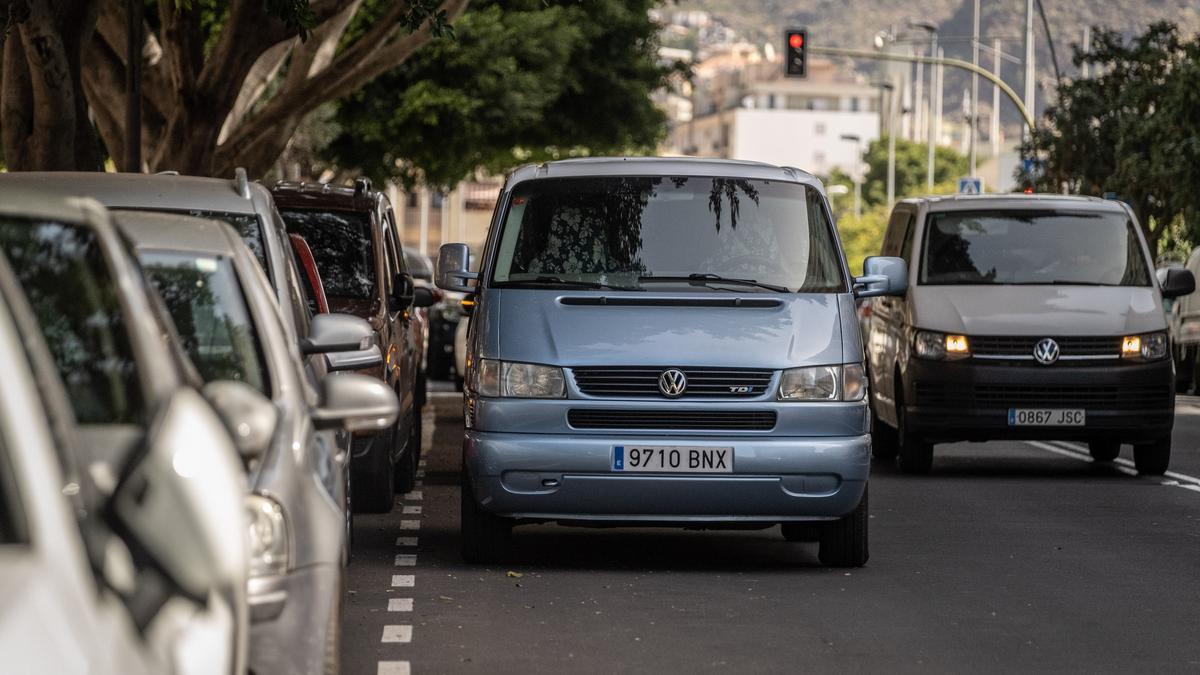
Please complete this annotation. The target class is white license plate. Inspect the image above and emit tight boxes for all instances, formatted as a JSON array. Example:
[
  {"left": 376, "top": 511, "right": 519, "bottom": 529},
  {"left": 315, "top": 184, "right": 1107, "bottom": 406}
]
[
  {"left": 612, "top": 445, "right": 733, "bottom": 473},
  {"left": 1007, "top": 408, "right": 1086, "bottom": 426}
]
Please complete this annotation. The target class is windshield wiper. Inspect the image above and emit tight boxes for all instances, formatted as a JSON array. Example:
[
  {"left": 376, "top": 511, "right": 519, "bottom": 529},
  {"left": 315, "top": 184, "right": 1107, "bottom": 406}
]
[
  {"left": 638, "top": 273, "right": 790, "bottom": 293},
  {"left": 499, "top": 276, "right": 643, "bottom": 291}
]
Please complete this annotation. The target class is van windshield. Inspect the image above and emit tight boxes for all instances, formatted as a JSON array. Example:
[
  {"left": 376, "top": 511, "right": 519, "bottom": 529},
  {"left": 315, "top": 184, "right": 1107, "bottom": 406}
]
[
  {"left": 491, "top": 176, "right": 845, "bottom": 293},
  {"left": 920, "top": 210, "right": 1152, "bottom": 286}
]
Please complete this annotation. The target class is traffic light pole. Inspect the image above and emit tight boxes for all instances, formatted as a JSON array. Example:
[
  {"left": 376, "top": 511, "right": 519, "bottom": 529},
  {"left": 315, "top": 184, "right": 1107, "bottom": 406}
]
[{"left": 807, "top": 45, "right": 1036, "bottom": 132}]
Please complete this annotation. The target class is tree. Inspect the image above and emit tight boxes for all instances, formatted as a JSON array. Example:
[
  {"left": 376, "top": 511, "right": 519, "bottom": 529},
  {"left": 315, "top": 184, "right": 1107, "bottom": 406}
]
[
  {"left": 2, "top": 0, "right": 470, "bottom": 175},
  {"left": 322, "top": 0, "right": 676, "bottom": 188},
  {"left": 1021, "top": 22, "right": 1200, "bottom": 252}
]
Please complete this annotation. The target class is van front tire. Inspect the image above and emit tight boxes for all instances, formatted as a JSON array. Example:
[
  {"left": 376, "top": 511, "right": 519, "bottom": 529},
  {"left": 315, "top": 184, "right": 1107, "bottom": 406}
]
[
  {"left": 1133, "top": 437, "right": 1171, "bottom": 476},
  {"left": 895, "top": 390, "right": 933, "bottom": 474},
  {"left": 460, "top": 472, "right": 513, "bottom": 564},
  {"left": 818, "top": 485, "right": 868, "bottom": 567}
]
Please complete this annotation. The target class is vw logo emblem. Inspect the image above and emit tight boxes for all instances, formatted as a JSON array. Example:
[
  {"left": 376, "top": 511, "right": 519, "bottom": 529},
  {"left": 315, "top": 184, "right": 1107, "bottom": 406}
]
[
  {"left": 658, "top": 368, "right": 688, "bottom": 397},
  {"left": 1033, "top": 338, "right": 1060, "bottom": 365}
]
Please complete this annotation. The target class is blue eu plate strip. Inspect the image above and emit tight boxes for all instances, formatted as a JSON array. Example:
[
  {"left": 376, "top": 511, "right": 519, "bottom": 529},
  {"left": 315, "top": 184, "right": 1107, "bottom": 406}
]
[{"left": 613, "top": 446, "right": 624, "bottom": 471}]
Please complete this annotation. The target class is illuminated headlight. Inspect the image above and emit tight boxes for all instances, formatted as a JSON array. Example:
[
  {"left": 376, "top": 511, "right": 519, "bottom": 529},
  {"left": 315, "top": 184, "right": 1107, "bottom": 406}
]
[
  {"left": 914, "top": 330, "right": 971, "bottom": 360},
  {"left": 1122, "top": 332, "right": 1168, "bottom": 361},
  {"left": 245, "top": 494, "right": 288, "bottom": 578},
  {"left": 778, "top": 364, "right": 865, "bottom": 402},
  {"left": 477, "top": 359, "right": 565, "bottom": 398}
]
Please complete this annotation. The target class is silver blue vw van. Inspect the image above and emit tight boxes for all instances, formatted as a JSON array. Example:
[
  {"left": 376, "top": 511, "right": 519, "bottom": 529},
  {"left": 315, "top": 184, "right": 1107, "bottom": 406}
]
[{"left": 436, "top": 158, "right": 906, "bottom": 567}]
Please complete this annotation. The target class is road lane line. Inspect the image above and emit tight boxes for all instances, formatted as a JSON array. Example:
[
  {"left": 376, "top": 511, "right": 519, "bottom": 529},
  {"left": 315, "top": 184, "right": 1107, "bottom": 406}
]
[
  {"left": 400, "top": 520, "right": 421, "bottom": 530},
  {"left": 403, "top": 490, "right": 423, "bottom": 500},
  {"left": 389, "top": 598, "right": 414, "bottom": 612},
  {"left": 1025, "top": 441, "right": 1138, "bottom": 475},
  {"left": 392, "top": 574, "right": 415, "bottom": 587},
  {"left": 430, "top": 391, "right": 462, "bottom": 399},
  {"left": 1029, "top": 441, "right": 1200, "bottom": 491},
  {"left": 402, "top": 505, "right": 422, "bottom": 514},
  {"left": 377, "top": 662, "right": 410, "bottom": 675},
  {"left": 416, "top": 470, "right": 426, "bottom": 478},
  {"left": 395, "top": 536, "right": 418, "bottom": 547},
  {"left": 395, "top": 554, "right": 417, "bottom": 566},
  {"left": 382, "top": 625, "right": 413, "bottom": 643},
  {"left": 1054, "top": 441, "right": 1200, "bottom": 486}
]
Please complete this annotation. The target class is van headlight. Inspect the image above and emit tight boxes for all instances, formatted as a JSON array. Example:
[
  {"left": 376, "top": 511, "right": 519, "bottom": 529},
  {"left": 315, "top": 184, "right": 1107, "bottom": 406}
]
[
  {"left": 477, "top": 359, "right": 565, "bottom": 398},
  {"left": 245, "top": 494, "right": 288, "bottom": 578},
  {"left": 1122, "top": 332, "right": 1168, "bottom": 361},
  {"left": 778, "top": 364, "right": 865, "bottom": 401},
  {"left": 914, "top": 330, "right": 971, "bottom": 360}
]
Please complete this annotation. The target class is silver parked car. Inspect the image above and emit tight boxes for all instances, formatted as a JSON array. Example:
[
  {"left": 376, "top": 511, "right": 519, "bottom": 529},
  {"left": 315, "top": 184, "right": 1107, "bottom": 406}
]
[
  {"left": 118, "top": 211, "right": 398, "bottom": 674},
  {"left": 437, "top": 157, "right": 906, "bottom": 567},
  {"left": 0, "top": 188, "right": 250, "bottom": 673}
]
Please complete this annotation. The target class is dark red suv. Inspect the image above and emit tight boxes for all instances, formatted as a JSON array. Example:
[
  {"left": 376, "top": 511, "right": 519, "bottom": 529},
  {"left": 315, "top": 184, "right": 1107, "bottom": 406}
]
[{"left": 273, "top": 179, "right": 432, "bottom": 513}]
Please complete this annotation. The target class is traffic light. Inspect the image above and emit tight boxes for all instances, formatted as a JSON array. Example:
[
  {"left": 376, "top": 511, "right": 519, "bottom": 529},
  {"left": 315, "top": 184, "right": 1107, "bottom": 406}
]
[{"left": 785, "top": 29, "right": 807, "bottom": 77}]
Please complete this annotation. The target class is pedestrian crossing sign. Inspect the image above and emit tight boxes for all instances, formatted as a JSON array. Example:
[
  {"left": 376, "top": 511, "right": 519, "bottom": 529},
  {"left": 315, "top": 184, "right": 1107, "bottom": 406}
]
[{"left": 958, "top": 177, "right": 983, "bottom": 195}]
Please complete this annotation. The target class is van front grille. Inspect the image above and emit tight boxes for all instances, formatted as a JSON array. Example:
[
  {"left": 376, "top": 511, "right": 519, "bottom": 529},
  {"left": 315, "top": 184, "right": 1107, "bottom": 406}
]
[
  {"left": 915, "top": 383, "right": 1170, "bottom": 410},
  {"left": 567, "top": 409, "right": 777, "bottom": 431},
  {"left": 971, "top": 335, "right": 1124, "bottom": 358},
  {"left": 571, "top": 366, "right": 774, "bottom": 398}
]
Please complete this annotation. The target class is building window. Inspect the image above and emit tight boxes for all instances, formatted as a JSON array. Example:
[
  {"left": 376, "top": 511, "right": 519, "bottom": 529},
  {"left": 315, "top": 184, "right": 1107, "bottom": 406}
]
[
  {"left": 850, "top": 97, "right": 860, "bottom": 112},
  {"left": 767, "top": 93, "right": 776, "bottom": 109}
]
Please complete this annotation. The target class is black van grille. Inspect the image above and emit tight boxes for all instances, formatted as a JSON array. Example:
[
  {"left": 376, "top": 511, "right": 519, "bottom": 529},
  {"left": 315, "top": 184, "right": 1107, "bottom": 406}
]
[
  {"left": 971, "top": 335, "right": 1124, "bottom": 358},
  {"left": 567, "top": 409, "right": 777, "bottom": 431},
  {"left": 571, "top": 367, "right": 773, "bottom": 398},
  {"left": 915, "top": 383, "right": 1170, "bottom": 410}
]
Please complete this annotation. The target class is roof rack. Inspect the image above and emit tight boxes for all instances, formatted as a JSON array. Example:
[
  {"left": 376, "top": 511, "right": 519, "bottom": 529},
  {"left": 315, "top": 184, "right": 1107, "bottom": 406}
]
[
  {"left": 354, "top": 177, "right": 372, "bottom": 197},
  {"left": 234, "top": 167, "right": 251, "bottom": 199}
]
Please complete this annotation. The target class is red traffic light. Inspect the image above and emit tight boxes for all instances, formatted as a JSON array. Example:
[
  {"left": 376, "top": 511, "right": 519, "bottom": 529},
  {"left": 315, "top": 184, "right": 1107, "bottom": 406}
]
[{"left": 789, "top": 33, "right": 804, "bottom": 49}]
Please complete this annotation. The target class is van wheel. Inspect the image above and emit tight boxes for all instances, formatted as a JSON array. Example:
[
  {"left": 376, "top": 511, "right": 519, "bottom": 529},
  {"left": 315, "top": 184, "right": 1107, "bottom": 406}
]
[
  {"left": 1133, "top": 436, "right": 1171, "bottom": 475},
  {"left": 1087, "top": 440, "right": 1120, "bottom": 462},
  {"left": 895, "top": 388, "right": 933, "bottom": 474},
  {"left": 460, "top": 471, "right": 513, "bottom": 564},
  {"left": 1176, "top": 347, "right": 1196, "bottom": 394},
  {"left": 818, "top": 485, "right": 868, "bottom": 567},
  {"left": 394, "top": 416, "right": 418, "bottom": 494},
  {"left": 870, "top": 404, "right": 899, "bottom": 460},
  {"left": 352, "top": 433, "right": 395, "bottom": 514}
]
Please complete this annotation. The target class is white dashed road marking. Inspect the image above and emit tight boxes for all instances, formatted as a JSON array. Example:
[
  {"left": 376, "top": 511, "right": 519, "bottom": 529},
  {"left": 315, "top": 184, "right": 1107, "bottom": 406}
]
[
  {"left": 404, "top": 491, "right": 423, "bottom": 500},
  {"left": 382, "top": 625, "right": 413, "bottom": 643},
  {"left": 392, "top": 574, "right": 415, "bottom": 588},
  {"left": 402, "top": 505, "right": 422, "bottom": 514},
  {"left": 400, "top": 520, "right": 421, "bottom": 530},
  {"left": 389, "top": 598, "right": 414, "bottom": 612},
  {"left": 395, "top": 536, "right": 418, "bottom": 547},
  {"left": 395, "top": 554, "right": 417, "bottom": 566},
  {"left": 377, "top": 662, "right": 411, "bottom": 675}
]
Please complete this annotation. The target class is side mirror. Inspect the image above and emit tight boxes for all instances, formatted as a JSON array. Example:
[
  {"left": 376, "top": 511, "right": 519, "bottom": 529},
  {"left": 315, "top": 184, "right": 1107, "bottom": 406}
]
[
  {"left": 300, "top": 312, "right": 374, "bottom": 354},
  {"left": 202, "top": 381, "right": 278, "bottom": 461},
  {"left": 326, "top": 344, "right": 384, "bottom": 372},
  {"left": 413, "top": 286, "right": 435, "bottom": 308},
  {"left": 436, "top": 243, "right": 478, "bottom": 293},
  {"left": 312, "top": 373, "right": 399, "bottom": 432},
  {"left": 391, "top": 272, "right": 415, "bottom": 312},
  {"left": 854, "top": 256, "right": 908, "bottom": 298},
  {"left": 1158, "top": 267, "right": 1196, "bottom": 299}
]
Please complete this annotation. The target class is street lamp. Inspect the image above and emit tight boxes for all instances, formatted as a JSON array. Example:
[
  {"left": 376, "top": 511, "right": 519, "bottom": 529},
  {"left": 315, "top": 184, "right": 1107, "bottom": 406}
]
[
  {"left": 909, "top": 20, "right": 938, "bottom": 191},
  {"left": 840, "top": 133, "right": 864, "bottom": 219}
]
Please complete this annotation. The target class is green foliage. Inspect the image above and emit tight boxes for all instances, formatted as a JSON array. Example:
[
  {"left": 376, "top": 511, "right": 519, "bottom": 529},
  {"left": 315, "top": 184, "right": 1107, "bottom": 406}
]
[
  {"left": 1022, "top": 21, "right": 1200, "bottom": 253},
  {"left": 326, "top": 0, "right": 676, "bottom": 188},
  {"left": 836, "top": 203, "right": 890, "bottom": 277}
]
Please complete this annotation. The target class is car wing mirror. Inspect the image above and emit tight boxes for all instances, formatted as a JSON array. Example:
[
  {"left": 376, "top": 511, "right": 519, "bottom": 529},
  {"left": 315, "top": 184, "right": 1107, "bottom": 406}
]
[
  {"left": 203, "top": 380, "right": 278, "bottom": 462},
  {"left": 326, "top": 344, "right": 384, "bottom": 372},
  {"left": 854, "top": 256, "right": 908, "bottom": 298},
  {"left": 436, "top": 243, "right": 478, "bottom": 293},
  {"left": 312, "top": 373, "right": 399, "bottom": 432},
  {"left": 1158, "top": 267, "right": 1196, "bottom": 299},
  {"left": 300, "top": 312, "right": 374, "bottom": 354}
]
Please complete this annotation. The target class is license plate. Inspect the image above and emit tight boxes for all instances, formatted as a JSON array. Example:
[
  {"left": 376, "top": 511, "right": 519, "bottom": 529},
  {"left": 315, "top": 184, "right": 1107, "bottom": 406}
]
[
  {"left": 1007, "top": 408, "right": 1086, "bottom": 426},
  {"left": 612, "top": 445, "right": 733, "bottom": 473}
]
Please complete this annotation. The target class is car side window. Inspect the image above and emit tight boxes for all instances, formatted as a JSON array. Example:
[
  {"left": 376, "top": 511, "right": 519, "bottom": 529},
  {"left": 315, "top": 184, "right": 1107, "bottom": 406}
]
[
  {"left": 0, "top": 415, "right": 27, "bottom": 544},
  {"left": 283, "top": 248, "right": 313, "bottom": 337},
  {"left": 382, "top": 209, "right": 403, "bottom": 290},
  {"left": 881, "top": 209, "right": 910, "bottom": 257},
  {"left": 899, "top": 214, "right": 917, "bottom": 263}
]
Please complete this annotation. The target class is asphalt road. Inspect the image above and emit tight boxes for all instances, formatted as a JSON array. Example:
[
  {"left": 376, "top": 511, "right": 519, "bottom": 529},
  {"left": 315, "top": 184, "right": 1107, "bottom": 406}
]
[{"left": 342, "top": 392, "right": 1200, "bottom": 674}]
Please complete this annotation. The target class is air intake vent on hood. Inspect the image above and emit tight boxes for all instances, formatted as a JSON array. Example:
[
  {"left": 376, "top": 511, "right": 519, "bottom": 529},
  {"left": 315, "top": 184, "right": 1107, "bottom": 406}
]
[{"left": 559, "top": 296, "right": 782, "bottom": 308}]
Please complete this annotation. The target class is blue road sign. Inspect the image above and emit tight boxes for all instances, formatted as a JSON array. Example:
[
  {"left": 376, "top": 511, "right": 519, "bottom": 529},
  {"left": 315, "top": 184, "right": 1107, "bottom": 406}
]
[{"left": 958, "top": 177, "right": 983, "bottom": 195}]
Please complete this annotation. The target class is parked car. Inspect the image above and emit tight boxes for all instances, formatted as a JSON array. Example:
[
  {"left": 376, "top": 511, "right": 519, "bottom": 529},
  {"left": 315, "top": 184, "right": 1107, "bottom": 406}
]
[
  {"left": 271, "top": 179, "right": 433, "bottom": 513},
  {"left": 0, "top": 188, "right": 251, "bottom": 673},
  {"left": 438, "top": 157, "right": 905, "bottom": 567},
  {"left": 864, "top": 194, "right": 1194, "bottom": 475},
  {"left": 0, "top": 251, "right": 162, "bottom": 675},
  {"left": 118, "top": 211, "right": 398, "bottom": 675},
  {"left": 427, "top": 289, "right": 465, "bottom": 381},
  {"left": 404, "top": 247, "right": 438, "bottom": 407},
  {"left": 1166, "top": 247, "right": 1200, "bottom": 392},
  {"left": 0, "top": 170, "right": 369, "bottom": 521}
]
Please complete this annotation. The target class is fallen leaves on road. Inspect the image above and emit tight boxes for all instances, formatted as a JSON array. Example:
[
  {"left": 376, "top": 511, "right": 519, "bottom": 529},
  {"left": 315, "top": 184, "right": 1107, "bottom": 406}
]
[{"left": 506, "top": 571, "right": 524, "bottom": 578}]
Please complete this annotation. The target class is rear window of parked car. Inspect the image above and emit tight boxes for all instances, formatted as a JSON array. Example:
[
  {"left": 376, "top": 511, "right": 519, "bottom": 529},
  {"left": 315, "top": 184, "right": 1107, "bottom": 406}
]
[
  {"left": 0, "top": 218, "right": 145, "bottom": 425},
  {"left": 279, "top": 210, "right": 376, "bottom": 300}
]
